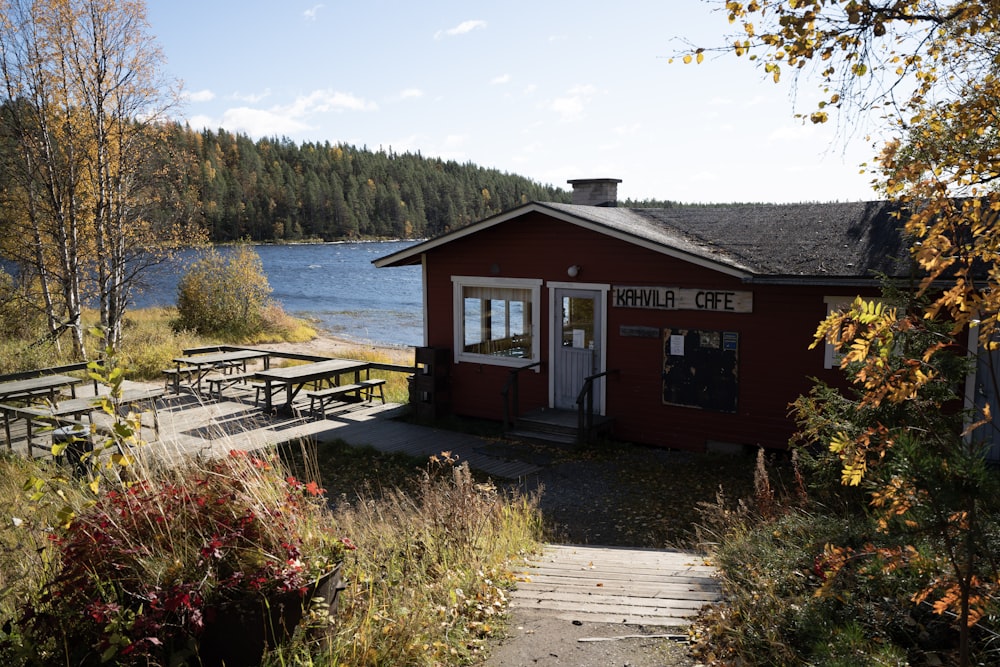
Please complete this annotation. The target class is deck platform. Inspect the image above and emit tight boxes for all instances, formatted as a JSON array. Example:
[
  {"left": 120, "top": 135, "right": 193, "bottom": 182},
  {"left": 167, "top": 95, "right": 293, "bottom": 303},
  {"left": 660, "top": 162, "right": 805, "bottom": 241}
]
[{"left": 3, "top": 380, "right": 542, "bottom": 480}]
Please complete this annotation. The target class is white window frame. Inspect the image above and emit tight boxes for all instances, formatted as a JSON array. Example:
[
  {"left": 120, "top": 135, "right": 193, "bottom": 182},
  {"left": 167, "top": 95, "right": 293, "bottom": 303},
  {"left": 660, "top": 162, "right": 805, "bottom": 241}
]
[
  {"left": 822, "top": 296, "right": 855, "bottom": 369},
  {"left": 452, "top": 276, "right": 543, "bottom": 368}
]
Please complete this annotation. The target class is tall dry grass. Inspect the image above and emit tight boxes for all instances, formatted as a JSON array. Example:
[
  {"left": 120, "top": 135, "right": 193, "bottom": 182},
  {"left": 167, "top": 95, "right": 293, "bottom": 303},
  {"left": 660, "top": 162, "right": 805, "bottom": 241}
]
[
  {"left": 285, "top": 452, "right": 543, "bottom": 666},
  {"left": 0, "top": 441, "right": 542, "bottom": 666}
]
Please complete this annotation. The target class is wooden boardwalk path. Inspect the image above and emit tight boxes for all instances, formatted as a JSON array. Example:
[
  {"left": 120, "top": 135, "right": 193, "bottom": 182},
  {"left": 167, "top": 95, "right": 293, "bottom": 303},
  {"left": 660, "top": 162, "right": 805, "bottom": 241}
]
[{"left": 509, "top": 544, "right": 720, "bottom": 627}]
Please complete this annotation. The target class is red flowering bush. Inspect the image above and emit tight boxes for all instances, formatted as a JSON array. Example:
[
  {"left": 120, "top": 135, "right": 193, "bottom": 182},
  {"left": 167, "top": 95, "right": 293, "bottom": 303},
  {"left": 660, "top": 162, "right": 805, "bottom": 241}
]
[{"left": 7, "top": 450, "right": 352, "bottom": 665}]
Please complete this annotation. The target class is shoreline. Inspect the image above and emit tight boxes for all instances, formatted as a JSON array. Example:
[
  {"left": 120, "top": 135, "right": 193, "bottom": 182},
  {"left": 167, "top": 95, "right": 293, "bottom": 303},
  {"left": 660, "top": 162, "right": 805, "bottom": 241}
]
[{"left": 255, "top": 328, "right": 416, "bottom": 365}]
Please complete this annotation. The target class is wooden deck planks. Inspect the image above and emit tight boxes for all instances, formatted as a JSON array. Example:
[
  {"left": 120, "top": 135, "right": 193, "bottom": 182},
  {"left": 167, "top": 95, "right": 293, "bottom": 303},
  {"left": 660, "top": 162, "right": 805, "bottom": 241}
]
[
  {"left": 1, "top": 381, "right": 542, "bottom": 480},
  {"left": 508, "top": 544, "right": 721, "bottom": 627}
]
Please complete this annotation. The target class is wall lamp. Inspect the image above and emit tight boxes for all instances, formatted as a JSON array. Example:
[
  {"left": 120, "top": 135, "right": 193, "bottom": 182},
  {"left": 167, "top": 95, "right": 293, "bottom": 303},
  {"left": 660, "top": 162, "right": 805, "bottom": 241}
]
[{"left": 567, "top": 265, "right": 581, "bottom": 278}]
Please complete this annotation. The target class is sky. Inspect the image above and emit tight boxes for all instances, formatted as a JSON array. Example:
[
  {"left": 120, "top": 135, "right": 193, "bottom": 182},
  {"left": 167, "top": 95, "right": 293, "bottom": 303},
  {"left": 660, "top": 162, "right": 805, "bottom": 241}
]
[{"left": 144, "top": 1, "right": 882, "bottom": 204}]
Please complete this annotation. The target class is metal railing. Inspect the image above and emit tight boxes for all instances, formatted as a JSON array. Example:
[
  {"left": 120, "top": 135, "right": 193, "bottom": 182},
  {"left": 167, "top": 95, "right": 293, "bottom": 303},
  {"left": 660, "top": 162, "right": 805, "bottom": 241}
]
[
  {"left": 576, "top": 369, "right": 618, "bottom": 444},
  {"left": 501, "top": 361, "right": 543, "bottom": 431}
]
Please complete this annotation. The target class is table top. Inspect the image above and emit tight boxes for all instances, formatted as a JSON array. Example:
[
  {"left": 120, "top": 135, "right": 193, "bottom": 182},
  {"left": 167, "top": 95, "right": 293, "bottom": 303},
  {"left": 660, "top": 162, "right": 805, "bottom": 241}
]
[
  {"left": 173, "top": 349, "right": 271, "bottom": 366},
  {"left": 255, "top": 358, "right": 369, "bottom": 383},
  {"left": 0, "top": 374, "right": 83, "bottom": 399}
]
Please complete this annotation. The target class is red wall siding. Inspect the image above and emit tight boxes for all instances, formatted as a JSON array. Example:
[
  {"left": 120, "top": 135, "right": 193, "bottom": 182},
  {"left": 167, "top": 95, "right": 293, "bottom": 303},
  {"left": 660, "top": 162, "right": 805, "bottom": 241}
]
[{"left": 419, "top": 211, "right": 869, "bottom": 451}]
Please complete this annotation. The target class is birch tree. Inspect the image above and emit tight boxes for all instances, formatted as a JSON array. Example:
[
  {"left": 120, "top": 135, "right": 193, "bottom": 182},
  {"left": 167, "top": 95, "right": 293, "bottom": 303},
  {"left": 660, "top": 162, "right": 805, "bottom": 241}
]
[{"left": 0, "top": 0, "right": 202, "bottom": 357}]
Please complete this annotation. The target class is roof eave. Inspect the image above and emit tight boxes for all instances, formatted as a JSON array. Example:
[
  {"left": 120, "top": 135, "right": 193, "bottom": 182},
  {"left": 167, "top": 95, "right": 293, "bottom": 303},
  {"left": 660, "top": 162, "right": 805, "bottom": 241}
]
[
  {"left": 374, "top": 202, "right": 755, "bottom": 280},
  {"left": 372, "top": 203, "right": 542, "bottom": 268}
]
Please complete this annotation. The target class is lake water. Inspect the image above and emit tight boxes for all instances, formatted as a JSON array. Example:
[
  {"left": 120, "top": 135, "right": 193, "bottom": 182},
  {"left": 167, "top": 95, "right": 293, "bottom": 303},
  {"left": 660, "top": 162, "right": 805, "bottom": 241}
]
[{"left": 134, "top": 241, "right": 423, "bottom": 347}]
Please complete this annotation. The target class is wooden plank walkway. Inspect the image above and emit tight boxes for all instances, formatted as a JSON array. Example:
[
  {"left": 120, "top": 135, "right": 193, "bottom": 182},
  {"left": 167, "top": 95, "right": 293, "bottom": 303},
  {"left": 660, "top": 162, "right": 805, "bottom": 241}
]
[{"left": 508, "top": 544, "right": 720, "bottom": 627}]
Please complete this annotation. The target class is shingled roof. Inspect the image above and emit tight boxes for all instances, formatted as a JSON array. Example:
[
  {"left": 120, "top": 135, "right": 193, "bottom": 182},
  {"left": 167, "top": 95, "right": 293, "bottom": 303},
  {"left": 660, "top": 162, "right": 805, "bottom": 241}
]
[{"left": 374, "top": 199, "right": 914, "bottom": 285}]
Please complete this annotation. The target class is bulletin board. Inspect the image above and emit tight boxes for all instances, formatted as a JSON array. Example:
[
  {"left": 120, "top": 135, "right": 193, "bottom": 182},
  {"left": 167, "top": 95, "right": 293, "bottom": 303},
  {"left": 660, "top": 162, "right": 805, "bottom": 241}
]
[{"left": 662, "top": 327, "right": 739, "bottom": 413}]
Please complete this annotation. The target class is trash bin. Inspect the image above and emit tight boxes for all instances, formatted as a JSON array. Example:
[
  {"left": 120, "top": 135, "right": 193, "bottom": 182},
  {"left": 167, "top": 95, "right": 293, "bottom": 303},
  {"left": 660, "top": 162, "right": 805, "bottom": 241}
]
[{"left": 52, "top": 425, "right": 91, "bottom": 473}]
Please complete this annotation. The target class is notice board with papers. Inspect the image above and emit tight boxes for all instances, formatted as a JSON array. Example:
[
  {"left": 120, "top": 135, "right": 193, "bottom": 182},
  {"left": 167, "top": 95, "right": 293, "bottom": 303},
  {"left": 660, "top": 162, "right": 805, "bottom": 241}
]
[{"left": 662, "top": 327, "right": 739, "bottom": 413}]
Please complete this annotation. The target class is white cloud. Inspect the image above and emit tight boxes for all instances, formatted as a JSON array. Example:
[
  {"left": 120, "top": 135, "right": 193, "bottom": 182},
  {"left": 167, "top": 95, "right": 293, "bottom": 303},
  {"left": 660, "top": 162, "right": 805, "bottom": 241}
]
[
  {"left": 522, "top": 84, "right": 538, "bottom": 95},
  {"left": 547, "top": 96, "right": 583, "bottom": 121},
  {"left": 231, "top": 89, "right": 272, "bottom": 104},
  {"left": 545, "top": 84, "right": 598, "bottom": 122},
  {"left": 613, "top": 122, "right": 640, "bottom": 136},
  {"left": 434, "top": 20, "right": 486, "bottom": 40},
  {"left": 491, "top": 74, "right": 511, "bottom": 85},
  {"left": 303, "top": 4, "right": 324, "bottom": 21},
  {"left": 185, "top": 113, "right": 216, "bottom": 130},
  {"left": 204, "top": 89, "right": 377, "bottom": 139},
  {"left": 398, "top": 88, "right": 424, "bottom": 100},
  {"left": 285, "top": 89, "right": 378, "bottom": 115},
  {"left": 182, "top": 89, "right": 215, "bottom": 103},
  {"left": 221, "top": 107, "right": 312, "bottom": 137}
]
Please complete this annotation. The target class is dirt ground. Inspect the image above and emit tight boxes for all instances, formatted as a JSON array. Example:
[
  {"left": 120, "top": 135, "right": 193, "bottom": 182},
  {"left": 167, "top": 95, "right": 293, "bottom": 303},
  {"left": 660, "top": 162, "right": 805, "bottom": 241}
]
[{"left": 481, "top": 613, "right": 699, "bottom": 667}]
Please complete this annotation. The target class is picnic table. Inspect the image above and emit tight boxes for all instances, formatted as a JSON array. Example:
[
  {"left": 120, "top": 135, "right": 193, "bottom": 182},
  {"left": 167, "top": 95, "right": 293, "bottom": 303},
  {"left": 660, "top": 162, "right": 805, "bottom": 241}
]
[
  {"left": 254, "top": 358, "right": 371, "bottom": 416},
  {"left": 2, "top": 387, "right": 166, "bottom": 452},
  {"left": 169, "top": 349, "right": 271, "bottom": 394},
  {"left": 0, "top": 374, "right": 84, "bottom": 404}
]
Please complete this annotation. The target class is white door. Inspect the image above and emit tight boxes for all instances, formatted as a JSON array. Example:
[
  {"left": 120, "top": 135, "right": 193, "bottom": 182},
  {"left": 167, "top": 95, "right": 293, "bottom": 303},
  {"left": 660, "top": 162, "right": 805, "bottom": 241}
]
[{"left": 553, "top": 288, "right": 603, "bottom": 410}]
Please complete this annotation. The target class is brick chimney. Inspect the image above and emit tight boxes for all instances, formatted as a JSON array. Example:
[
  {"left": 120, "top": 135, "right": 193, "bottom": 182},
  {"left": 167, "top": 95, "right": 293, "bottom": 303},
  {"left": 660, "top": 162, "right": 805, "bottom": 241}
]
[{"left": 567, "top": 178, "right": 622, "bottom": 207}]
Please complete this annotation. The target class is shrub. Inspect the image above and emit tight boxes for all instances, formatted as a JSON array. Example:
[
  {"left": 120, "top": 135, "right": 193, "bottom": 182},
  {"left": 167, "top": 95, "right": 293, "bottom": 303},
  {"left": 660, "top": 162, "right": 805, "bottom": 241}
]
[
  {"left": 2, "top": 451, "right": 351, "bottom": 666},
  {"left": 175, "top": 243, "right": 273, "bottom": 340}
]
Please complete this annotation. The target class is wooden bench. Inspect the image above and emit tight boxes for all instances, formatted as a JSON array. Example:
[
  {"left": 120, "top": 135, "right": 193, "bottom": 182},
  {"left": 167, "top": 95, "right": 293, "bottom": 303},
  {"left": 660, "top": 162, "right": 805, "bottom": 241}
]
[
  {"left": 307, "top": 379, "right": 386, "bottom": 419},
  {"left": 162, "top": 366, "right": 199, "bottom": 393},
  {"left": 252, "top": 382, "right": 279, "bottom": 408},
  {"left": 206, "top": 372, "right": 256, "bottom": 400},
  {"left": 51, "top": 388, "right": 165, "bottom": 435}
]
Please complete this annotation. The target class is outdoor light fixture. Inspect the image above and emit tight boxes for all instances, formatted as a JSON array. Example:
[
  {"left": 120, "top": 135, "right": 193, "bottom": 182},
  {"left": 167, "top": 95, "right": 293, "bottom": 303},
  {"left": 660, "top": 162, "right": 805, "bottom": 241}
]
[{"left": 567, "top": 265, "right": 580, "bottom": 278}]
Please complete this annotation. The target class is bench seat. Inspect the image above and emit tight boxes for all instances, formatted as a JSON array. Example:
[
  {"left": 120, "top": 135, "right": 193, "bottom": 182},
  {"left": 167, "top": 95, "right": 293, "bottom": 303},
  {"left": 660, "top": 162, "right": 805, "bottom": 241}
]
[
  {"left": 206, "top": 372, "right": 256, "bottom": 399},
  {"left": 162, "top": 366, "right": 199, "bottom": 392},
  {"left": 307, "top": 378, "right": 386, "bottom": 419},
  {"left": 51, "top": 388, "right": 165, "bottom": 434}
]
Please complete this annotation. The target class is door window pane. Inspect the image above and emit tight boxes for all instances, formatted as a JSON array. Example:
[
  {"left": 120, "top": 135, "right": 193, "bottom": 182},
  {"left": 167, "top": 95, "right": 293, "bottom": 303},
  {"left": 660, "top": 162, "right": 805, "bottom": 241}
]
[{"left": 562, "top": 296, "right": 595, "bottom": 349}]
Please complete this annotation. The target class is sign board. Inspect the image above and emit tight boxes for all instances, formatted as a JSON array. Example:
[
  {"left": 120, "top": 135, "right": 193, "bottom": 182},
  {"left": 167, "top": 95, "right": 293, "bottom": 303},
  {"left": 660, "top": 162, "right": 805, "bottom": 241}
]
[
  {"left": 662, "top": 328, "right": 739, "bottom": 413},
  {"left": 613, "top": 286, "right": 753, "bottom": 313},
  {"left": 619, "top": 325, "right": 660, "bottom": 338}
]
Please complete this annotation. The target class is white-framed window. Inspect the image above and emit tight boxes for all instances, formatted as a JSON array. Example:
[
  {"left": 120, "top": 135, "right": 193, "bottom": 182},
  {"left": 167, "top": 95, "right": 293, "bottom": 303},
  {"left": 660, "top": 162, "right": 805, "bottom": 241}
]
[
  {"left": 817, "top": 296, "right": 857, "bottom": 368},
  {"left": 822, "top": 296, "right": 894, "bottom": 369},
  {"left": 452, "top": 276, "right": 542, "bottom": 367},
  {"left": 822, "top": 296, "right": 855, "bottom": 369}
]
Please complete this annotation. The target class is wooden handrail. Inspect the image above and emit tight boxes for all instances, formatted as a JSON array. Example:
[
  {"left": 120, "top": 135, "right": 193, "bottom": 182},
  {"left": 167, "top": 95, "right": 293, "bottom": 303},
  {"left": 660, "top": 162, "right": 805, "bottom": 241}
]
[
  {"left": 501, "top": 361, "right": 543, "bottom": 431},
  {"left": 576, "top": 369, "right": 618, "bottom": 445}
]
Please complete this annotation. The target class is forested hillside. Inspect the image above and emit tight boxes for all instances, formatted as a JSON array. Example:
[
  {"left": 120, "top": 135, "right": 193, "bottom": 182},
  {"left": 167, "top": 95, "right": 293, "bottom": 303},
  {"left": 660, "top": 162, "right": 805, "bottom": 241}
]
[{"left": 163, "top": 123, "right": 571, "bottom": 242}]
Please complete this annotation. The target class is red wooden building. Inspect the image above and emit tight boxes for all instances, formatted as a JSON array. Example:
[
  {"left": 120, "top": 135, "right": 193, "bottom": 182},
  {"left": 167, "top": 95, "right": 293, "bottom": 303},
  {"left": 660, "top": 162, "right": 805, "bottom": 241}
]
[{"left": 374, "top": 179, "right": 912, "bottom": 452}]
